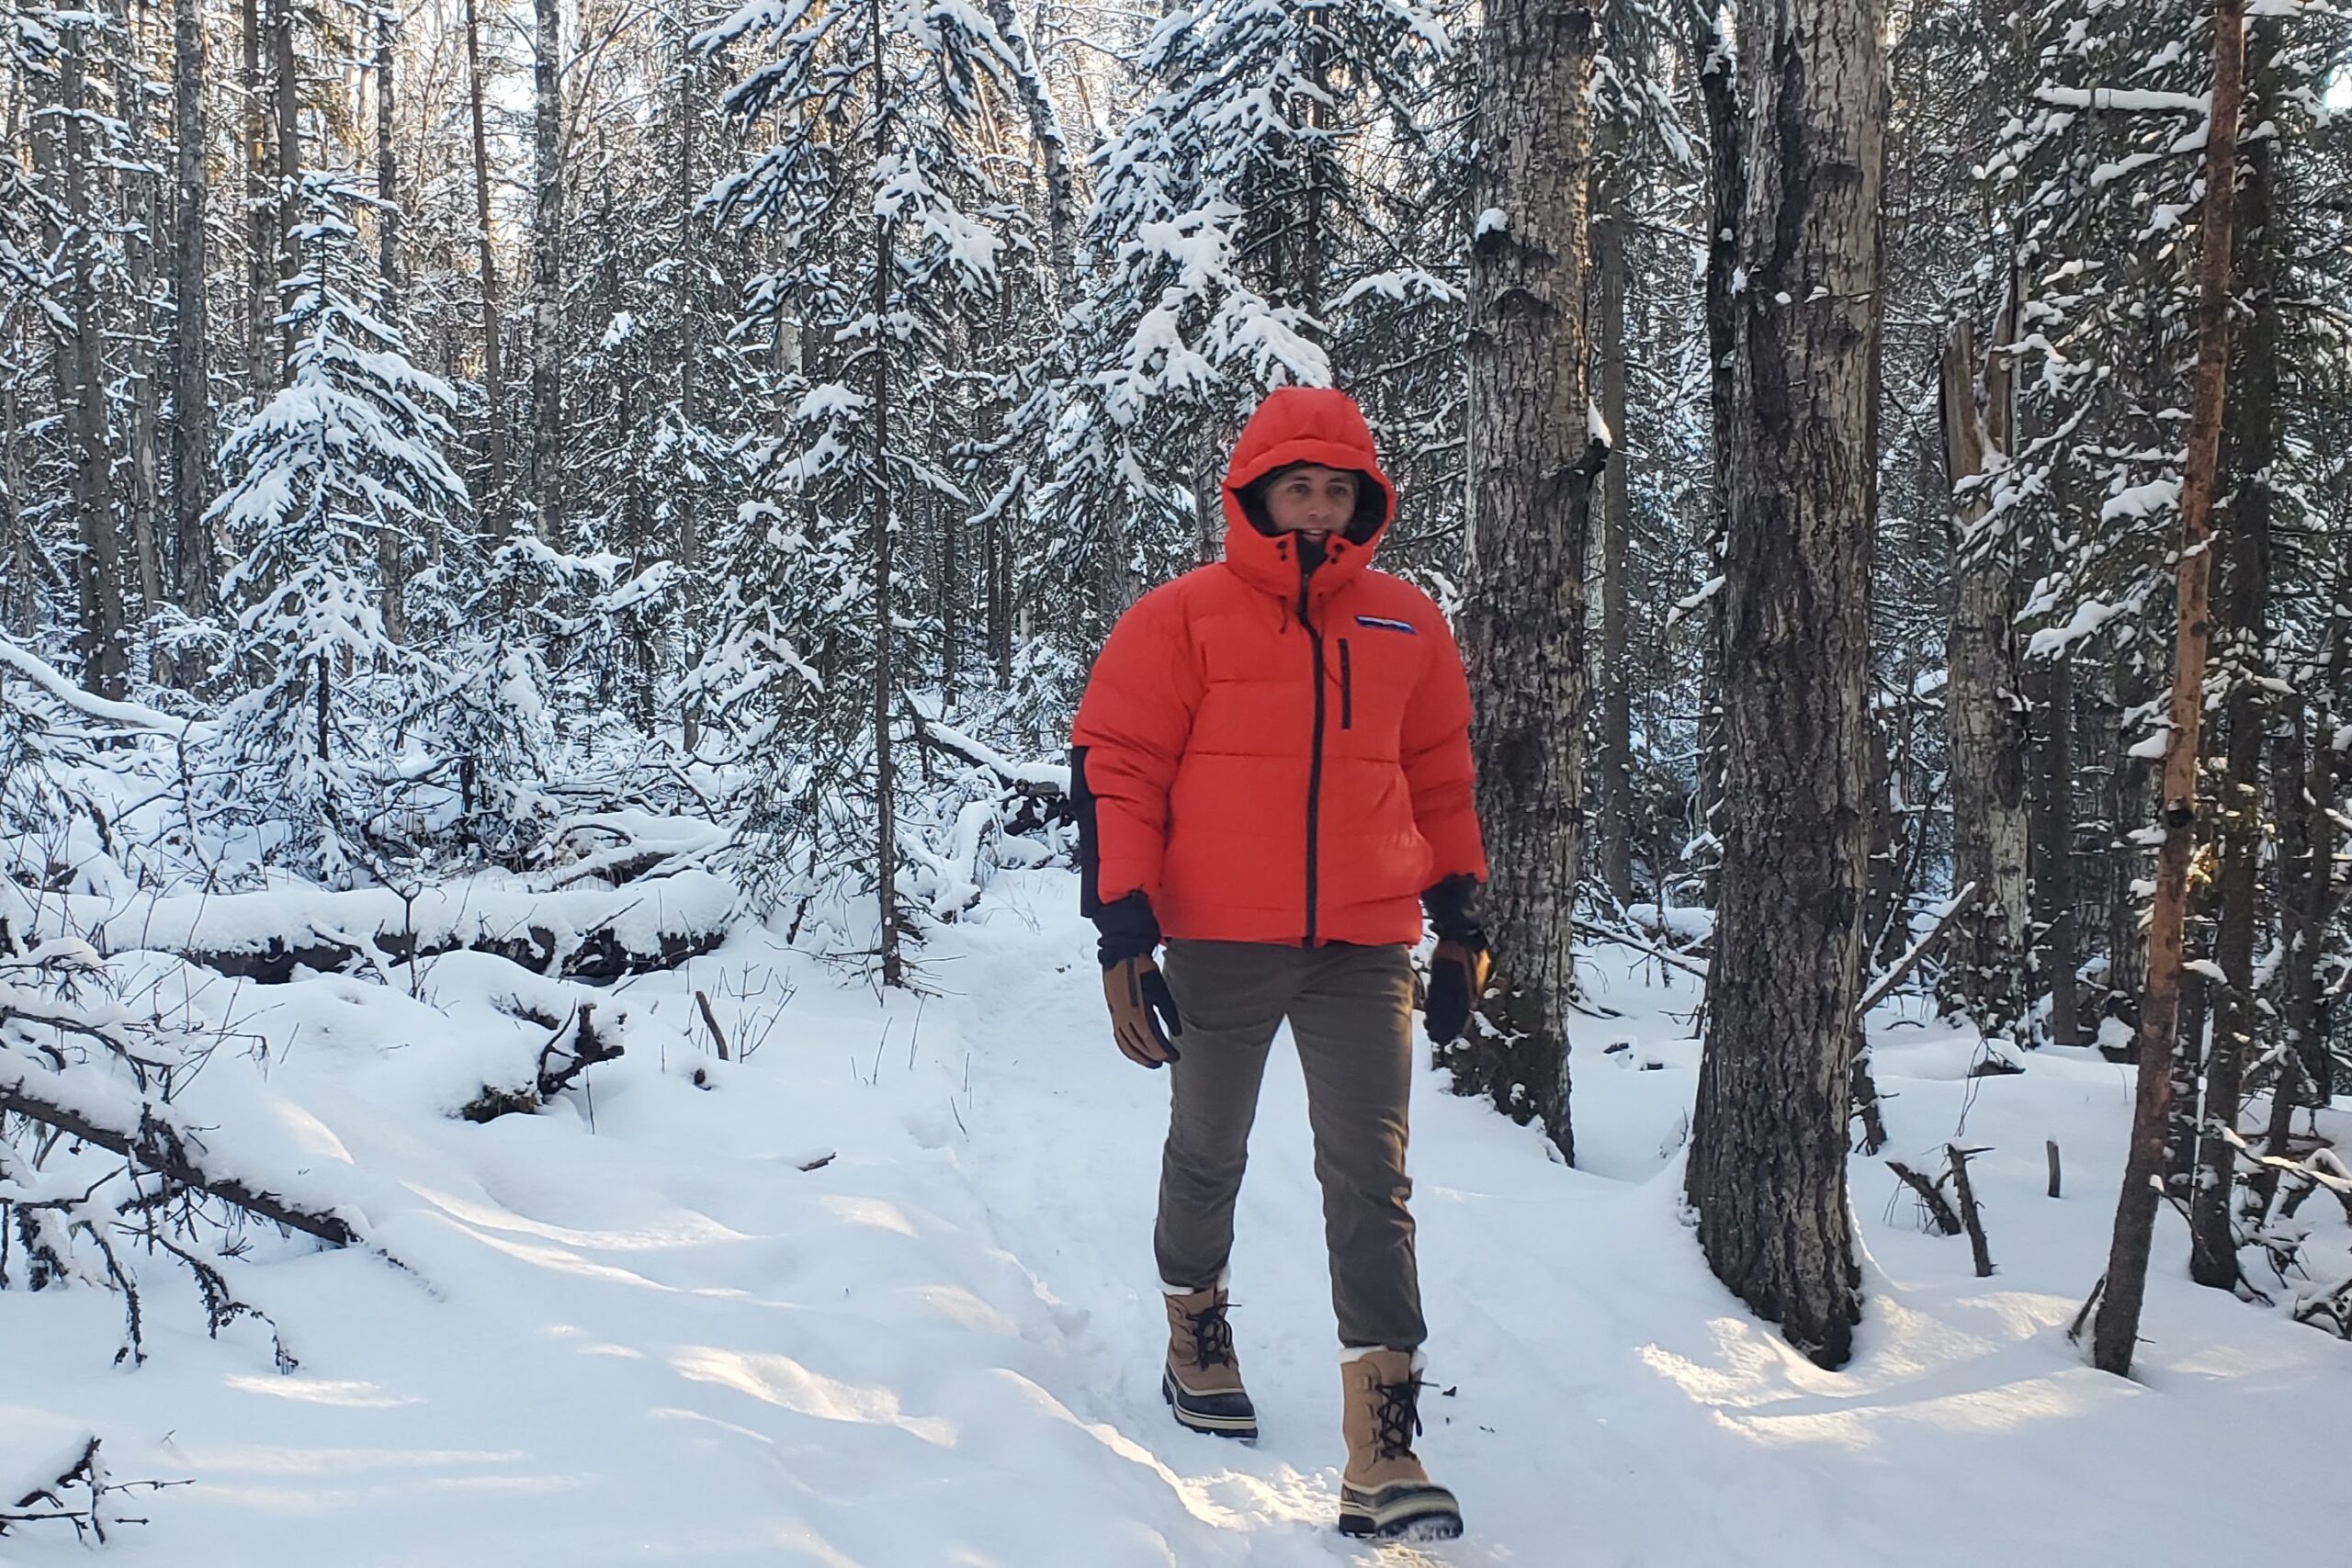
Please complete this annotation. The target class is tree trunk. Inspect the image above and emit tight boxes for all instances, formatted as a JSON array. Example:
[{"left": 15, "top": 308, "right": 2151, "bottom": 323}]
[
  {"left": 271, "top": 0, "right": 302, "bottom": 373},
  {"left": 1454, "top": 0, "right": 1599, "bottom": 1160},
  {"left": 985, "top": 0, "right": 1075, "bottom": 302},
  {"left": 870, "top": 2, "right": 902, "bottom": 988},
  {"left": 464, "top": 0, "right": 507, "bottom": 529},
  {"left": 241, "top": 0, "right": 271, "bottom": 396},
  {"left": 50, "top": 26, "right": 126, "bottom": 698},
  {"left": 2090, "top": 0, "right": 2245, "bottom": 1381},
  {"left": 170, "top": 0, "right": 214, "bottom": 636},
  {"left": 1693, "top": 6, "right": 1741, "bottom": 878},
  {"left": 1686, "top": 0, "right": 1886, "bottom": 1371},
  {"left": 374, "top": 10, "right": 407, "bottom": 644},
  {"left": 2189, "top": 39, "right": 2278, "bottom": 1286},
  {"left": 2103, "top": 652, "right": 2154, "bottom": 1027},
  {"left": 528, "top": 0, "right": 566, "bottom": 542},
  {"left": 1591, "top": 113, "right": 1634, "bottom": 908},
  {"left": 112, "top": 1, "right": 164, "bottom": 656},
  {"left": 2028, "top": 655, "right": 2083, "bottom": 1043},
  {"left": 1938, "top": 310, "right": 2032, "bottom": 1042}
]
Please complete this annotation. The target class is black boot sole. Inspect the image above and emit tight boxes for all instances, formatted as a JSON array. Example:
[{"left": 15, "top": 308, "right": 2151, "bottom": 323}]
[
  {"left": 1161, "top": 1368, "right": 1259, "bottom": 1441},
  {"left": 1338, "top": 1486, "right": 1464, "bottom": 1541}
]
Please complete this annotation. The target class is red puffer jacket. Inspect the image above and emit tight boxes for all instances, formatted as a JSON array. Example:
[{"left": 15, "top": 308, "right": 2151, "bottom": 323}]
[{"left": 1070, "top": 387, "right": 1487, "bottom": 947}]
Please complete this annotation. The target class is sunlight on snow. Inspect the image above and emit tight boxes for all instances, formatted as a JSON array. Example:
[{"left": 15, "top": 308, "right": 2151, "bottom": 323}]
[
  {"left": 221, "top": 1374, "right": 420, "bottom": 1409},
  {"left": 818, "top": 1191, "right": 924, "bottom": 1238},
  {"left": 404, "top": 1182, "right": 752, "bottom": 1251},
  {"left": 668, "top": 1347, "right": 958, "bottom": 1447}
]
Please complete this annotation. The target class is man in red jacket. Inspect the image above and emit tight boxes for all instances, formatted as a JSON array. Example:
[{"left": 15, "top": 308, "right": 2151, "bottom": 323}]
[{"left": 1069, "top": 386, "right": 1491, "bottom": 1542}]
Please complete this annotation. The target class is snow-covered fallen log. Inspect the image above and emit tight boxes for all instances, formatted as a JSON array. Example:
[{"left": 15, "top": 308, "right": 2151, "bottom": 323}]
[
  {"left": 0, "top": 1047, "right": 360, "bottom": 1247},
  {"left": 102, "top": 870, "right": 737, "bottom": 984}
]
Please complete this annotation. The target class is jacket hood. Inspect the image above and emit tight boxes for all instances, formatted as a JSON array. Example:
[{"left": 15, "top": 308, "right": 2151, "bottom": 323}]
[{"left": 1220, "top": 388, "right": 1395, "bottom": 604}]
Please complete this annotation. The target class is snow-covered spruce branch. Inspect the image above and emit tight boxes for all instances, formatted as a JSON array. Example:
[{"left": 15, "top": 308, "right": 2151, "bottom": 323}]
[{"left": 0, "top": 1437, "right": 185, "bottom": 1545}]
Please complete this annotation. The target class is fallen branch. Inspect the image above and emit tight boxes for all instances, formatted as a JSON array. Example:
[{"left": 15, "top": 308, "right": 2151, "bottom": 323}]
[
  {"left": 1859, "top": 882, "right": 1980, "bottom": 1017},
  {"left": 0, "top": 1055, "right": 358, "bottom": 1247},
  {"left": 0, "top": 1435, "right": 184, "bottom": 1543},
  {"left": 1886, "top": 1158, "right": 1964, "bottom": 1235},
  {"left": 537, "top": 1004, "right": 624, "bottom": 1099},
  {"left": 1947, "top": 1143, "right": 1996, "bottom": 1277}
]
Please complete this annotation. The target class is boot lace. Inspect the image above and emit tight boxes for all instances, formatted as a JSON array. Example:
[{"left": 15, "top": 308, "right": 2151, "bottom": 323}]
[
  {"left": 1188, "top": 1303, "right": 1236, "bottom": 1370},
  {"left": 1373, "top": 1374, "right": 1424, "bottom": 1461}
]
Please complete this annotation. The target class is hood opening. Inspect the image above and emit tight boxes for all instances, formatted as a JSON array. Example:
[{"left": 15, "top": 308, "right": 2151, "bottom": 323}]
[{"left": 1235, "top": 468, "right": 1392, "bottom": 547}]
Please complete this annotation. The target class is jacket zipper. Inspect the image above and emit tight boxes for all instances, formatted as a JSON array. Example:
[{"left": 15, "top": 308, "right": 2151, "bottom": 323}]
[
  {"left": 1339, "top": 638, "right": 1353, "bottom": 730},
  {"left": 1300, "top": 571, "right": 1325, "bottom": 948}
]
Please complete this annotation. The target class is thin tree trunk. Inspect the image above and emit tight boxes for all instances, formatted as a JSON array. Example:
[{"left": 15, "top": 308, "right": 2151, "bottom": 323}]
[
  {"left": 51, "top": 26, "right": 126, "bottom": 698},
  {"left": 464, "top": 0, "right": 507, "bottom": 529},
  {"left": 2029, "top": 656, "right": 2083, "bottom": 1043},
  {"left": 985, "top": 0, "right": 1075, "bottom": 301},
  {"left": 170, "top": 0, "right": 214, "bottom": 637},
  {"left": 529, "top": 0, "right": 565, "bottom": 541},
  {"left": 1687, "top": 0, "right": 1887, "bottom": 1371},
  {"left": 2190, "top": 46, "right": 2278, "bottom": 1283},
  {"left": 112, "top": 2, "right": 164, "bottom": 655},
  {"left": 374, "top": 8, "right": 407, "bottom": 644},
  {"left": 2090, "top": 0, "right": 2246, "bottom": 1381},
  {"left": 241, "top": 0, "right": 270, "bottom": 396},
  {"left": 271, "top": 0, "right": 302, "bottom": 372},
  {"left": 1939, "top": 309, "right": 2032, "bottom": 1042},
  {"left": 1455, "top": 0, "right": 1599, "bottom": 1159},
  {"left": 870, "top": 1, "right": 902, "bottom": 988},
  {"left": 1592, "top": 113, "right": 1634, "bottom": 908}
]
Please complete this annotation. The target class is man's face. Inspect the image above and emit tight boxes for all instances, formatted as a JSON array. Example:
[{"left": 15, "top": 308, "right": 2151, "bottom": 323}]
[{"left": 1262, "top": 465, "right": 1361, "bottom": 544}]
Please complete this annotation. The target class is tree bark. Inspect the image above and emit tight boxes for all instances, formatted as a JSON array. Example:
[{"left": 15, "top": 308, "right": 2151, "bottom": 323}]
[
  {"left": 1455, "top": 0, "right": 1599, "bottom": 1159},
  {"left": 2027, "top": 655, "right": 2083, "bottom": 1043},
  {"left": 271, "top": 0, "right": 302, "bottom": 373},
  {"left": 1938, "top": 310, "right": 2031, "bottom": 1042},
  {"left": 870, "top": 1, "right": 902, "bottom": 987},
  {"left": 374, "top": 8, "right": 407, "bottom": 644},
  {"left": 2189, "top": 44, "right": 2278, "bottom": 1284},
  {"left": 1686, "top": 0, "right": 1887, "bottom": 1371},
  {"left": 50, "top": 25, "right": 126, "bottom": 699},
  {"left": 1591, "top": 111, "right": 1634, "bottom": 908},
  {"left": 241, "top": 0, "right": 271, "bottom": 396},
  {"left": 170, "top": 0, "right": 215, "bottom": 635},
  {"left": 463, "top": 0, "right": 507, "bottom": 528},
  {"left": 528, "top": 0, "right": 566, "bottom": 541},
  {"left": 2090, "top": 0, "right": 2245, "bottom": 1381},
  {"left": 1693, "top": 5, "right": 1741, "bottom": 875}
]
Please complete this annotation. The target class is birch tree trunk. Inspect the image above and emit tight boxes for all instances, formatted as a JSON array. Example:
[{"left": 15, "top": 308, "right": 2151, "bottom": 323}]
[
  {"left": 1938, "top": 310, "right": 2031, "bottom": 1041},
  {"left": 1686, "top": 0, "right": 1887, "bottom": 1371},
  {"left": 1454, "top": 0, "right": 1598, "bottom": 1159},
  {"left": 2028, "top": 656, "right": 2083, "bottom": 1043},
  {"left": 2090, "top": 0, "right": 2246, "bottom": 1381}
]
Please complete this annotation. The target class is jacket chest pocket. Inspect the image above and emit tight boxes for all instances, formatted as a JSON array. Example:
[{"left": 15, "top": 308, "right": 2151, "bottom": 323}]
[
  {"left": 1333, "top": 618, "right": 1422, "bottom": 748},
  {"left": 1338, "top": 638, "right": 1353, "bottom": 730}
]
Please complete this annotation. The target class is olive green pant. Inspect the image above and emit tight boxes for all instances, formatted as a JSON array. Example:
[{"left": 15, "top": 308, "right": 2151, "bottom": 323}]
[{"left": 1154, "top": 939, "right": 1426, "bottom": 1350}]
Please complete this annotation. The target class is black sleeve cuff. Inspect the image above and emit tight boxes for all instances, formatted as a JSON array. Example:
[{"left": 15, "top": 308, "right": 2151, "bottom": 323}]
[
  {"left": 1092, "top": 890, "right": 1161, "bottom": 968},
  {"left": 1421, "top": 874, "right": 1486, "bottom": 944}
]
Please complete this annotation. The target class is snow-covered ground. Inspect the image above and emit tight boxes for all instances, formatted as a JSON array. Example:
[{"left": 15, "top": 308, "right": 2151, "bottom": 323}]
[{"left": 6, "top": 866, "right": 2348, "bottom": 1566}]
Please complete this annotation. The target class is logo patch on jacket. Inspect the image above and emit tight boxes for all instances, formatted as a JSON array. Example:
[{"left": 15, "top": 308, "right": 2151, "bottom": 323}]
[{"left": 1354, "top": 615, "right": 1417, "bottom": 635}]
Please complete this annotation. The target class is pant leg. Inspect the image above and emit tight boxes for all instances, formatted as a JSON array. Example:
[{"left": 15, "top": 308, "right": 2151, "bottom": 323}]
[
  {"left": 1286, "top": 942, "right": 1426, "bottom": 1350},
  {"left": 1153, "top": 940, "right": 1293, "bottom": 1292}
]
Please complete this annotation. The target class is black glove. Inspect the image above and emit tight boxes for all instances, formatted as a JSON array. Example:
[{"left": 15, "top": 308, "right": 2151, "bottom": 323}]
[
  {"left": 1421, "top": 875, "right": 1492, "bottom": 1045},
  {"left": 1091, "top": 889, "right": 1161, "bottom": 967},
  {"left": 1104, "top": 953, "right": 1183, "bottom": 1067},
  {"left": 1425, "top": 938, "right": 1493, "bottom": 1044}
]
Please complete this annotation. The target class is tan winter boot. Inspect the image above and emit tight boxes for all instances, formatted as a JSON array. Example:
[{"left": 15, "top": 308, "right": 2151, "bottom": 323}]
[
  {"left": 1161, "top": 1282, "right": 1257, "bottom": 1439},
  {"left": 1337, "top": 1348, "right": 1463, "bottom": 1540}
]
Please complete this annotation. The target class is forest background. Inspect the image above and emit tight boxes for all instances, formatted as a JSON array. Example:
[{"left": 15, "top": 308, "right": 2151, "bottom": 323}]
[{"left": 4, "top": 0, "right": 2352, "bottom": 1396}]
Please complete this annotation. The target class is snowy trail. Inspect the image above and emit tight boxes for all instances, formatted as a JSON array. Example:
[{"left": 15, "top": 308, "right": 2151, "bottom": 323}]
[{"left": 6, "top": 868, "right": 2349, "bottom": 1566}]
